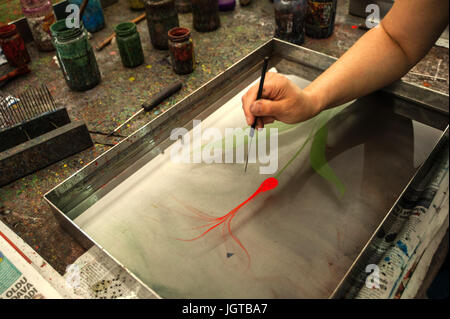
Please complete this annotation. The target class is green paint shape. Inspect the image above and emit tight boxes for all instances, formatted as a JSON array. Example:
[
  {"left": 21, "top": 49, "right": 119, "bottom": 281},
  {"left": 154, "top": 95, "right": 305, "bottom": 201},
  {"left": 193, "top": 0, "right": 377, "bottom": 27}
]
[{"left": 274, "top": 101, "right": 352, "bottom": 193}]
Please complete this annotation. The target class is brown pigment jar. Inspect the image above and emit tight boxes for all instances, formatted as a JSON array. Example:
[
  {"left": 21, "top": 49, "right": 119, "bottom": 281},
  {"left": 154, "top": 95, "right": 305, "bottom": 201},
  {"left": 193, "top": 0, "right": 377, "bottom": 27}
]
[{"left": 168, "top": 27, "right": 195, "bottom": 75}]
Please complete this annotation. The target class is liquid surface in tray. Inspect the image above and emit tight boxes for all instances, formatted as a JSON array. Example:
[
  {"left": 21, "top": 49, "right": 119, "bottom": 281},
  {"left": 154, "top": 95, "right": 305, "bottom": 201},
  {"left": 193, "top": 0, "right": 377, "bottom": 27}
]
[{"left": 73, "top": 74, "right": 443, "bottom": 298}]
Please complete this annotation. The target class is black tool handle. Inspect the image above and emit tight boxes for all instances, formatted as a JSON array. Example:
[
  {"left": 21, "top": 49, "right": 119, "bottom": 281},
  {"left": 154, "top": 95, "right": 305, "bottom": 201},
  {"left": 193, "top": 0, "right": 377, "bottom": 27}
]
[
  {"left": 142, "top": 81, "right": 183, "bottom": 112},
  {"left": 252, "top": 56, "right": 270, "bottom": 129}
]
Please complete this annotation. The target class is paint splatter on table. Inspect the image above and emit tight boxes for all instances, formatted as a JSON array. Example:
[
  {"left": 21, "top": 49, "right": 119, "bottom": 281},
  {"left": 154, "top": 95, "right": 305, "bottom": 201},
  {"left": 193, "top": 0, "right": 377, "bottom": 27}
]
[{"left": 0, "top": 0, "right": 448, "bottom": 276}]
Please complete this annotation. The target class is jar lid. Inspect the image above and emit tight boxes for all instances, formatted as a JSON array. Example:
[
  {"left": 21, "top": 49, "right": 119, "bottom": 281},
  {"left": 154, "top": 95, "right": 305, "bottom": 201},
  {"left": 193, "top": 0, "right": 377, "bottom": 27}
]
[
  {"left": 114, "top": 22, "right": 137, "bottom": 37},
  {"left": 168, "top": 27, "right": 191, "bottom": 42},
  {"left": 50, "top": 19, "right": 83, "bottom": 41},
  {"left": 0, "top": 24, "right": 17, "bottom": 39}
]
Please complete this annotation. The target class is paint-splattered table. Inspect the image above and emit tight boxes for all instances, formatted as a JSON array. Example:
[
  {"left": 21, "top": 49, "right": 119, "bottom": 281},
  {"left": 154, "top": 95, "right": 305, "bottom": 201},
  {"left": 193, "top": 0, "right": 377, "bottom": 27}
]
[{"left": 0, "top": 0, "right": 448, "bottom": 276}]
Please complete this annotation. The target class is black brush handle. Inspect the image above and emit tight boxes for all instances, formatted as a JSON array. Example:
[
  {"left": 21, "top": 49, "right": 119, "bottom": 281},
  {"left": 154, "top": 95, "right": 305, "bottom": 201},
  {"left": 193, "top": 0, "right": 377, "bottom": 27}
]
[
  {"left": 252, "top": 56, "right": 270, "bottom": 129},
  {"left": 142, "top": 81, "right": 183, "bottom": 112}
]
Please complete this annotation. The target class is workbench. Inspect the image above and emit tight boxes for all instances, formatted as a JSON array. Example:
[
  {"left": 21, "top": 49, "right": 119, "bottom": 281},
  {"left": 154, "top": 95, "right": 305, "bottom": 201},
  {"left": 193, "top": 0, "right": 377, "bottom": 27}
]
[{"left": 0, "top": 0, "right": 448, "bottom": 296}]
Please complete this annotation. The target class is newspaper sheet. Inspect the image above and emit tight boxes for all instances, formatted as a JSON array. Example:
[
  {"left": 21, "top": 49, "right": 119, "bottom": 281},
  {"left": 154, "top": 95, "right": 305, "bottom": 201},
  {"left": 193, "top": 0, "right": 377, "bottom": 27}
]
[
  {"left": 0, "top": 223, "right": 66, "bottom": 299},
  {"left": 355, "top": 142, "right": 449, "bottom": 298}
]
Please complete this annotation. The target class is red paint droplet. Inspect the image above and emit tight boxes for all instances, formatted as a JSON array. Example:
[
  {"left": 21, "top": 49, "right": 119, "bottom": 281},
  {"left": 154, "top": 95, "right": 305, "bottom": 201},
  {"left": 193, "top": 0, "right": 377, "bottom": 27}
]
[{"left": 351, "top": 25, "right": 358, "bottom": 29}]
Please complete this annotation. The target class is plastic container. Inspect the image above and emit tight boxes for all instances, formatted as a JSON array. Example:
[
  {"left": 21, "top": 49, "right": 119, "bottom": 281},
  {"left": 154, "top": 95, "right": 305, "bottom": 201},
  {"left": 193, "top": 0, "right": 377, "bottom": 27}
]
[
  {"left": 115, "top": 22, "right": 145, "bottom": 68},
  {"left": 218, "top": 0, "right": 235, "bottom": 11},
  {"left": 145, "top": 0, "right": 179, "bottom": 50},
  {"left": 0, "top": 24, "right": 31, "bottom": 67},
  {"left": 273, "top": 0, "right": 308, "bottom": 45},
  {"left": 20, "top": 0, "right": 56, "bottom": 51},
  {"left": 191, "top": 0, "right": 221, "bottom": 32},
  {"left": 305, "top": 0, "right": 337, "bottom": 38},
  {"left": 69, "top": 0, "right": 105, "bottom": 33},
  {"left": 50, "top": 20, "right": 101, "bottom": 91},
  {"left": 168, "top": 27, "right": 195, "bottom": 74}
]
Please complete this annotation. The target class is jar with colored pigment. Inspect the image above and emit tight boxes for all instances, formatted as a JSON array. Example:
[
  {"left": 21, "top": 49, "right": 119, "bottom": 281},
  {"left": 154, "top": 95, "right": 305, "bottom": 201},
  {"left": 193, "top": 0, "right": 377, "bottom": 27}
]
[
  {"left": 191, "top": 0, "right": 220, "bottom": 32},
  {"left": 69, "top": 0, "right": 105, "bottom": 33},
  {"left": 127, "top": 0, "right": 145, "bottom": 10},
  {"left": 20, "top": 0, "right": 56, "bottom": 51},
  {"left": 175, "top": 0, "right": 191, "bottom": 13},
  {"left": 145, "top": 0, "right": 179, "bottom": 50},
  {"left": 50, "top": 20, "right": 101, "bottom": 91},
  {"left": 273, "top": 0, "right": 307, "bottom": 45},
  {"left": 115, "top": 22, "right": 144, "bottom": 68},
  {"left": 219, "top": 0, "right": 235, "bottom": 11},
  {"left": 0, "top": 24, "right": 31, "bottom": 67},
  {"left": 168, "top": 27, "right": 195, "bottom": 75},
  {"left": 305, "top": 0, "right": 337, "bottom": 38}
]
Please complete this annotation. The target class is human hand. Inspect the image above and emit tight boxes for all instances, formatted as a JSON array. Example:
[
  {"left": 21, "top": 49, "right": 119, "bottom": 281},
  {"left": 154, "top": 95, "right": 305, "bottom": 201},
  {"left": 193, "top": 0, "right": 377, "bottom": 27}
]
[{"left": 241, "top": 72, "right": 322, "bottom": 129}]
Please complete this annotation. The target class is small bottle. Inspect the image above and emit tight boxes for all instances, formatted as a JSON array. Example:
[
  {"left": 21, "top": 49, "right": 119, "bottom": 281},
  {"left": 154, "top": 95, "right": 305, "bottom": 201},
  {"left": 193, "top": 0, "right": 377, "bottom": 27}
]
[
  {"left": 0, "top": 24, "right": 31, "bottom": 67},
  {"left": 191, "top": 0, "right": 220, "bottom": 32},
  {"left": 218, "top": 0, "right": 235, "bottom": 11},
  {"left": 305, "top": 0, "right": 337, "bottom": 38},
  {"left": 145, "top": 0, "right": 179, "bottom": 50},
  {"left": 127, "top": 0, "right": 146, "bottom": 10},
  {"left": 273, "top": 0, "right": 308, "bottom": 45},
  {"left": 20, "top": 0, "right": 56, "bottom": 51},
  {"left": 168, "top": 27, "right": 195, "bottom": 74},
  {"left": 115, "top": 22, "right": 144, "bottom": 68},
  {"left": 175, "top": 0, "right": 191, "bottom": 13},
  {"left": 50, "top": 20, "right": 101, "bottom": 91},
  {"left": 69, "top": 0, "right": 105, "bottom": 33}
]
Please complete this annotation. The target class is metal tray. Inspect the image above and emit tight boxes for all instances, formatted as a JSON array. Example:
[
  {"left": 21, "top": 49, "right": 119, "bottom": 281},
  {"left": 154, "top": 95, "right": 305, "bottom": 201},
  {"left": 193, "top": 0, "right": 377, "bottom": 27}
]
[{"left": 44, "top": 39, "right": 449, "bottom": 298}]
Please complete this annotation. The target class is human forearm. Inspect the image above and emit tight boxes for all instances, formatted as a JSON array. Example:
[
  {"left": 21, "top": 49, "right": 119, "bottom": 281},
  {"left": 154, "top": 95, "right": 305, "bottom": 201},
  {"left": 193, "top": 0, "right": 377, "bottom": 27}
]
[
  {"left": 304, "top": 24, "right": 414, "bottom": 111},
  {"left": 304, "top": 0, "right": 449, "bottom": 112}
]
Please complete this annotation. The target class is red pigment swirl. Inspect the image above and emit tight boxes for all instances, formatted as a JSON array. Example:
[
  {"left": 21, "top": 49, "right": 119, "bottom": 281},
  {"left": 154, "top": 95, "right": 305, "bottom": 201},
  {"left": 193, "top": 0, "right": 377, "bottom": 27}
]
[{"left": 178, "top": 177, "right": 279, "bottom": 267}]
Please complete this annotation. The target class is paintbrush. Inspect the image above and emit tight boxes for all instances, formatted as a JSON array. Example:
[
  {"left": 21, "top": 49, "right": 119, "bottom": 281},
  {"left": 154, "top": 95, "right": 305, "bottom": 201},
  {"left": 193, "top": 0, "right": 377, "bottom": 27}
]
[
  {"left": 79, "top": 0, "right": 89, "bottom": 24},
  {"left": 96, "top": 14, "right": 146, "bottom": 51},
  {"left": 244, "top": 56, "right": 269, "bottom": 172}
]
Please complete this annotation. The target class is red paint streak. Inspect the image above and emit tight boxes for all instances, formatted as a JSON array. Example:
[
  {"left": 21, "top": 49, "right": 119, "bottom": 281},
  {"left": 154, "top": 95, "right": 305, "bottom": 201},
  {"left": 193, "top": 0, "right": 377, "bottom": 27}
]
[
  {"left": 178, "top": 177, "right": 279, "bottom": 268},
  {"left": 0, "top": 230, "right": 32, "bottom": 264}
]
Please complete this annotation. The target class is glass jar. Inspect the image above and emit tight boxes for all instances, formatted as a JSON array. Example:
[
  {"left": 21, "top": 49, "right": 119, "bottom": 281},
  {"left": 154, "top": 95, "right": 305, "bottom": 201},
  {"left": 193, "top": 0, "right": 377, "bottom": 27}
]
[
  {"left": 20, "top": 0, "right": 56, "bottom": 51},
  {"left": 0, "top": 24, "right": 31, "bottom": 67},
  {"left": 175, "top": 0, "right": 191, "bottom": 13},
  {"left": 168, "top": 27, "right": 195, "bottom": 74},
  {"left": 219, "top": 0, "right": 235, "bottom": 11},
  {"left": 127, "top": 0, "right": 146, "bottom": 10},
  {"left": 191, "top": 0, "right": 220, "bottom": 32},
  {"left": 50, "top": 20, "right": 101, "bottom": 91},
  {"left": 115, "top": 22, "right": 144, "bottom": 68},
  {"left": 305, "top": 0, "right": 337, "bottom": 38},
  {"left": 273, "top": 0, "right": 308, "bottom": 45},
  {"left": 145, "top": 0, "right": 179, "bottom": 50},
  {"left": 69, "top": 0, "right": 105, "bottom": 33}
]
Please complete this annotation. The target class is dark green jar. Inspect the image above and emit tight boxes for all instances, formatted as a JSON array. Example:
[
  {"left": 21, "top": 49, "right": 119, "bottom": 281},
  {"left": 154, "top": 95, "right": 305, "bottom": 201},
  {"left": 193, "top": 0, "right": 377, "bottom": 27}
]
[
  {"left": 115, "top": 22, "right": 144, "bottom": 68},
  {"left": 50, "top": 20, "right": 101, "bottom": 91},
  {"left": 145, "top": 0, "right": 179, "bottom": 50}
]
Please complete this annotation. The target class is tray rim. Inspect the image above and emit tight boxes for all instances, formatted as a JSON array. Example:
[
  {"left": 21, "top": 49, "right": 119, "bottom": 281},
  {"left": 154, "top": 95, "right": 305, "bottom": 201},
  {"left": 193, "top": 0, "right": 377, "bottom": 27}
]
[{"left": 43, "top": 38, "right": 450, "bottom": 299}]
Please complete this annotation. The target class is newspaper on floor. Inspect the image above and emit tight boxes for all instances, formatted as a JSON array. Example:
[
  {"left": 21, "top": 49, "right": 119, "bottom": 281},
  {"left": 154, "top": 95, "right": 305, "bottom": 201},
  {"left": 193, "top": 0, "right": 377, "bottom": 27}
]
[
  {"left": 63, "top": 245, "right": 159, "bottom": 299},
  {"left": 355, "top": 142, "right": 449, "bottom": 299},
  {"left": 0, "top": 222, "right": 70, "bottom": 299}
]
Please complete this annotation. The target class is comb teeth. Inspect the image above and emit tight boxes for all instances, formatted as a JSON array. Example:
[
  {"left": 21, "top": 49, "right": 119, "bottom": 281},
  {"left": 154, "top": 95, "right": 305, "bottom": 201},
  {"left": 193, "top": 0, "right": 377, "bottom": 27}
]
[{"left": 0, "top": 85, "right": 56, "bottom": 129}]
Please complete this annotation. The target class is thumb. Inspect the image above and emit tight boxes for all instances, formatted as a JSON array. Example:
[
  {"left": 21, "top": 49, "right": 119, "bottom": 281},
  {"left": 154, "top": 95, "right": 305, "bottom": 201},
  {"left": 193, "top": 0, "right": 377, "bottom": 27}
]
[{"left": 249, "top": 99, "right": 283, "bottom": 118}]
